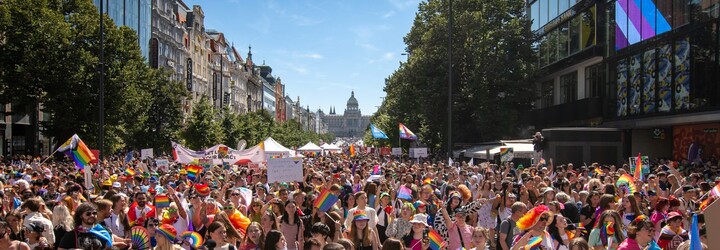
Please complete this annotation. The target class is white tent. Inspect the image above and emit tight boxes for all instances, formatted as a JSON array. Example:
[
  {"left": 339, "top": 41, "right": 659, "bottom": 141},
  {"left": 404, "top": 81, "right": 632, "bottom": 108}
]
[
  {"left": 297, "top": 142, "right": 322, "bottom": 152},
  {"left": 321, "top": 143, "right": 342, "bottom": 153},
  {"left": 263, "top": 137, "right": 293, "bottom": 158}
]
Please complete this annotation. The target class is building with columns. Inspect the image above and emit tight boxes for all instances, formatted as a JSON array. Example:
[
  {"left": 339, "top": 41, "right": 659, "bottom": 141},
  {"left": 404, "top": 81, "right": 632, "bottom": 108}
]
[{"left": 320, "top": 91, "right": 371, "bottom": 138}]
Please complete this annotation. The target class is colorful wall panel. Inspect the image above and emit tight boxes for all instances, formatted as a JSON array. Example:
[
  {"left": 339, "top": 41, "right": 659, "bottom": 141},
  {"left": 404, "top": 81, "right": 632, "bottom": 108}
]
[
  {"left": 629, "top": 54, "right": 642, "bottom": 114},
  {"left": 642, "top": 49, "right": 656, "bottom": 113},
  {"left": 674, "top": 37, "right": 690, "bottom": 110},
  {"left": 615, "top": 0, "right": 672, "bottom": 50},
  {"left": 657, "top": 44, "right": 672, "bottom": 112},
  {"left": 617, "top": 59, "right": 628, "bottom": 117}
]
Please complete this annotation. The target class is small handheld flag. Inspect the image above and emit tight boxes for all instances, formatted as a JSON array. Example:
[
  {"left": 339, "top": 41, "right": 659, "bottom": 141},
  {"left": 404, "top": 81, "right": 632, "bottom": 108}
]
[
  {"left": 634, "top": 153, "right": 643, "bottom": 181},
  {"left": 313, "top": 189, "right": 339, "bottom": 212},
  {"left": 398, "top": 185, "right": 413, "bottom": 200},
  {"left": 372, "top": 165, "right": 381, "bottom": 175},
  {"left": 427, "top": 229, "right": 444, "bottom": 250},
  {"left": 186, "top": 165, "right": 202, "bottom": 182},
  {"left": 155, "top": 195, "right": 170, "bottom": 209}
]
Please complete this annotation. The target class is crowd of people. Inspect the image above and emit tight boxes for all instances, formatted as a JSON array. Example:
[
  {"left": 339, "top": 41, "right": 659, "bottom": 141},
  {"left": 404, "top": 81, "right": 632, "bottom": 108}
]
[{"left": 0, "top": 151, "right": 716, "bottom": 250}]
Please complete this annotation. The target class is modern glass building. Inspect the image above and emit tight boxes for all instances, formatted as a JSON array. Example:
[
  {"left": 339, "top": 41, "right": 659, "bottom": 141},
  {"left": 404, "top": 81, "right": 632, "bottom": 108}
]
[
  {"left": 524, "top": 0, "right": 720, "bottom": 163},
  {"left": 93, "top": 0, "right": 152, "bottom": 60}
]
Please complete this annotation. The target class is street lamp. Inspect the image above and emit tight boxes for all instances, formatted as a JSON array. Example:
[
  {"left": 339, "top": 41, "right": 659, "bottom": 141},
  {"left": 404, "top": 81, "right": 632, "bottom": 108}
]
[
  {"left": 98, "top": 0, "right": 105, "bottom": 160},
  {"left": 447, "top": 0, "right": 453, "bottom": 159}
]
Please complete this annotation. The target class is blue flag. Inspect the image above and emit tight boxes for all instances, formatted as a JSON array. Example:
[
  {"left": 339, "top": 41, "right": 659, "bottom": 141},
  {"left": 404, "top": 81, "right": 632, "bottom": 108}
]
[
  {"left": 124, "top": 151, "right": 134, "bottom": 163},
  {"left": 370, "top": 124, "right": 389, "bottom": 139},
  {"left": 690, "top": 213, "right": 702, "bottom": 250}
]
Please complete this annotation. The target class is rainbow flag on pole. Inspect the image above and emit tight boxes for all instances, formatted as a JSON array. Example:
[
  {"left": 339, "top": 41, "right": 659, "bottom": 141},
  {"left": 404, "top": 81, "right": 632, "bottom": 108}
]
[
  {"left": 57, "top": 134, "right": 97, "bottom": 170},
  {"left": 634, "top": 152, "right": 643, "bottom": 181},
  {"left": 399, "top": 123, "right": 418, "bottom": 140},
  {"left": 186, "top": 165, "right": 202, "bottom": 182},
  {"left": 427, "top": 229, "right": 444, "bottom": 250},
  {"left": 155, "top": 195, "right": 170, "bottom": 209},
  {"left": 313, "top": 189, "right": 339, "bottom": 212}
]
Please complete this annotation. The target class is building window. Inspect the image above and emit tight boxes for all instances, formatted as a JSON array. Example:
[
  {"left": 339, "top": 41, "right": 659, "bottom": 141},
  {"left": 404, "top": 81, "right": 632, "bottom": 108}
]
[
  {"left": 560, "top": 71, "right": 577, "bottom": 104},
  {"left": 541, "top": 79, "right": 554, "bottom": 108},
  {"left": 585, "top": 63, "right": 604, "bottom": 98}
]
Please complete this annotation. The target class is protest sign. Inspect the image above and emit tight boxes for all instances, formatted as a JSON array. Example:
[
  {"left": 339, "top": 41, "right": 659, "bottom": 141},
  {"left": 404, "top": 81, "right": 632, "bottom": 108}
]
[
  {"left": 391, "top": 147, "right": 402, "bottom": 156},
  {"left": 266, "top": 157, "right": 303, "bottom": 183},
  {"left": 410, "top": 148, "right": 428, "bottom": 158},
  {"left": 500, "top": 147, "right": 514, "bottom": 162},
  {"left": 380, "top": 147, "right": 391, "bottom": 156},
  {"left": 141, "top": 148, "right": 154, "bottom": 160},
  {"left": 199, "top": 158, "right": 213, "bottom": 170},
  {"left": 155, "top": 159, "right": 169, "bottom": 172}
]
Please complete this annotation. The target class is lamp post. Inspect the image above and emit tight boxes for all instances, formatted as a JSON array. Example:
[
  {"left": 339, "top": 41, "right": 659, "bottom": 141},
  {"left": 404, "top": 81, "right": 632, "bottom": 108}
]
[
  {"left": 98, "top": 0, "right": 105, "bottom": 160},
  {"left": 447, "top": 0, "right": 453, "bottom": 159}
]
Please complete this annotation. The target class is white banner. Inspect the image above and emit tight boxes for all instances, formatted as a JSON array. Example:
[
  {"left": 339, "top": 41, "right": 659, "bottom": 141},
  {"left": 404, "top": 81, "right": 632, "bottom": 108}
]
[
  {"left": 266, "top": 157, "right": 304, "bottom": 183},
  {"left": 141, "top": 148, "right": 154, "bottom": 160},
  {"left": 171, "top": 142, "right": 265, "bottom": 165}
]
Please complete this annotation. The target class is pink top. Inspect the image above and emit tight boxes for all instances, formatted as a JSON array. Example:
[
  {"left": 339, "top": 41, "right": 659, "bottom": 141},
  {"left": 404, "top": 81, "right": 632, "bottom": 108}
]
[
  {"left": 448, "top": 223, "right": 474, "bottom": 250},
  {"left": 617, "top": 238, "right": 642, "bottom": 250}
]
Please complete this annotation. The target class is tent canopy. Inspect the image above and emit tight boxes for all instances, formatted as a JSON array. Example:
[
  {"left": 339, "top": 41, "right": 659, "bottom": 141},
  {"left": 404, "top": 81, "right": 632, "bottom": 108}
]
[
  {"left": 263, "top": 137, "right": 293, "bottom": 153},
  {"left": 297, "top": 142, "right": 322, "bottom": 152},
  {"left": 320, "top": 143, "right": 342, "bottom": 151}
]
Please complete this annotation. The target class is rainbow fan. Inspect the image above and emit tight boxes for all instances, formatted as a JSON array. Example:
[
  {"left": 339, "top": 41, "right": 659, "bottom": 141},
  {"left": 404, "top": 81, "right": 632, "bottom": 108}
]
[
  {"left": 131, "top": 226, "right": 151, "bottom": 250},
  {"left": 616, "top": 174, "right": 637, "bottom": 194},
  {"left": 180, "top": 231, "right": 203, "bottom": 249},
  {"left": 605, "top": 221, "right": 615, "bottom": 236}
]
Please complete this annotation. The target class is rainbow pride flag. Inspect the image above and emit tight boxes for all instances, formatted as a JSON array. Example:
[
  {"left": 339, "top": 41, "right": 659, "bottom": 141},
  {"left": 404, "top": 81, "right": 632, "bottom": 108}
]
[
  {"left": 525, "top": 236, "right": 542, "bottom": 250},
  {"left": 125, "top": 168, "right": 136, "bottom": 176},
  {"left": 633, "top": 153, "right": 643, "bottom": 181},
  {"left": 57, "top": 134, "right": 96, "bottom": 170},
  {"left": 428, "top": 229, "right": 444, "bottom": 250},
  {"left": 186, "top": 165, "right": 202, "bottom": 182},
  {"left": 399, "top": 123, "right": 418, "bottom": 140},
  {"left": 398, "top": 185, "right": 413, "bottom": 200},
  {"left": 155, "top": 195, "right": 170, "bottom": 209},
  {"left": 313, "top": 189, "right": 339, "bottom": 212}
]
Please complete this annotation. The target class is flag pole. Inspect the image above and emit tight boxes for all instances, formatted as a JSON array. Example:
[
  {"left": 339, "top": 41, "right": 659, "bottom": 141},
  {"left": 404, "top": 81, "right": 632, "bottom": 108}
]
[{"left": 39, "top": 147, "right": 61, "bottom": 165}]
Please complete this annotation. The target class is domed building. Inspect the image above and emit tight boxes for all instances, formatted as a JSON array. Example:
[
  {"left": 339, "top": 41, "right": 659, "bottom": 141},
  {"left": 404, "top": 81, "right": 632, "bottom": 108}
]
[{"left": 319, "top": 91, "right": 371, "bottom": 138}]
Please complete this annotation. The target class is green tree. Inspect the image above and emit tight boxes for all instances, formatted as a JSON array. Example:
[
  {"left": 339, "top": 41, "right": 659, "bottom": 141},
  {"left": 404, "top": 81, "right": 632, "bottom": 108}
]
[
  {"left": 0, "top": 0, "right": 177, "bottom": 154},
  {"left": 373, "top": 0, "right": 535, "bottom": 156},
  {"left": 127, "top": 69, "right": 187, "bottom": 153},
  {"left": 183, "top": 97, "right": 224, "bottom": 149},
  {"left": 221, "top": 108, "right": 243, "bottom": 147}
]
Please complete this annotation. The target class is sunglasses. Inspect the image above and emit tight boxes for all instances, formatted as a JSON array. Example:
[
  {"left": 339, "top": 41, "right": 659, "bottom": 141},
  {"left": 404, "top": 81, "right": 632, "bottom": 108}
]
[
  {"left": 223, "top": 206, "right": 234, "bottom": 210},
  {"left": 147, "top": 223, "right": 158, "bottom": 227},
  {"left": 168, "top": 208, "right": 177, "bottom": 213},
  {"left": 85, "top": 211, "right": 98, "bottom": 216},
  {"left": 231, "top": 193, "right": 241, "bottom": 196}
]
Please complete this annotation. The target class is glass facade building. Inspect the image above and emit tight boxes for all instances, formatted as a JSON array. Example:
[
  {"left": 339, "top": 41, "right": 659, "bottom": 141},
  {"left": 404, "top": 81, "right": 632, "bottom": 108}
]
[
  {"left": 525, "top": 0, "right": 720, "bottom": 161},
  {"left": 93, "top": 0, "right": 152, "bottom": 60}
]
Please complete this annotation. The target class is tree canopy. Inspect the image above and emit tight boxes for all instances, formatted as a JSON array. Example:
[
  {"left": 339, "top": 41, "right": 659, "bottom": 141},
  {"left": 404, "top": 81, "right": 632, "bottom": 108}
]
[{"left": 366, "top": 0, "right": 536, "bottom": 156}]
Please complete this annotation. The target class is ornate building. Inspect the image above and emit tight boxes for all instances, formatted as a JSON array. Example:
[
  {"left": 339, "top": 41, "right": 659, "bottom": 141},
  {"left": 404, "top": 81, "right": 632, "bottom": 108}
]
[{"left": 320, "top": 91, "right": 371, "bottom": 138}]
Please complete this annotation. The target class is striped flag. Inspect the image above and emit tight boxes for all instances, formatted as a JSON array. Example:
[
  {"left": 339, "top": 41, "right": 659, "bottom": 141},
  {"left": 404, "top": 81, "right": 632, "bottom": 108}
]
[
  {"left": 57, "top": 134, "right": 96, "bottom": 170},
  {"left": 634, "top": 153, "right": 643, "bottom": 181}
]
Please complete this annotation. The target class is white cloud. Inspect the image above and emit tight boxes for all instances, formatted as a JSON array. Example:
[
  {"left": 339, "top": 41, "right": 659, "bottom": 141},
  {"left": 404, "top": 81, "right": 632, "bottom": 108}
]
[
  {"left": 383, "top": 10, "right": 396, "bottom": 18},
  {"left": 282, "top": 62, "right": 309, "bottom": 75},
  {"left": 290, "top": 14, "right": 323, "bottom": 26},
  {"left": 297, "top": 52, "right": 323, "bottom": 59},
  {"left": 368, "top": 52, "right": 397, "bottom": 64}
]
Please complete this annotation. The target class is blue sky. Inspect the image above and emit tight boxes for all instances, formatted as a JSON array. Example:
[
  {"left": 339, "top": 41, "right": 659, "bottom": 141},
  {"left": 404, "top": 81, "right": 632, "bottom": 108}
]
[{"left": 184, "top": 0, "right": 421, "bottom": 115}]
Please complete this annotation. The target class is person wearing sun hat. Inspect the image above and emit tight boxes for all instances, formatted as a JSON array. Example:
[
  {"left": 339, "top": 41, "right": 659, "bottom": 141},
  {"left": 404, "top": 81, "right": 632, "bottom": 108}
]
[
  {"left": 402, "top": 213, "right": 430, "bottom": 249},
  {"left": 510, "top": 205, "right": 555, "bottom": 250},
  {"left": 349, "top": 210, "right": 380, "bottom": 250},
  {"left": 155, "top": 223, "right": 182, "bottom": 249}
]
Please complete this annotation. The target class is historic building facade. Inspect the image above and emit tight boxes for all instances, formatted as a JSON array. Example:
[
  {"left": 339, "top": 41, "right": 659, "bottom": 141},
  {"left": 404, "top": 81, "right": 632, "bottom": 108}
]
[{"left": 320, "top": 92, "right": 371, "bottom": 138}]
